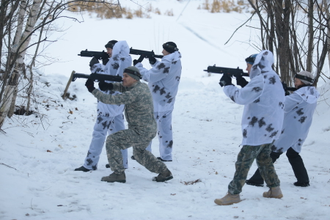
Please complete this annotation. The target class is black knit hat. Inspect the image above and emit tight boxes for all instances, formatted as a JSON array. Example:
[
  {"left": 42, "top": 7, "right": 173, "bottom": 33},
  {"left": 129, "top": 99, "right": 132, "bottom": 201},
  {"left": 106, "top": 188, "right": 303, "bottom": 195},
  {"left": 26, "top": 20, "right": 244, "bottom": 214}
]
[
  {"left": 245, "top": 54, "right": 257, "bottom": 65},
  {"left": 105, "top": 40, "right": 118, "bottom": 49},
  {"left": 163, "top": 41, "right": 178, "bottom": 53},
  {"left": 124, "top": 66, "right": 142, "bottom": 80}
]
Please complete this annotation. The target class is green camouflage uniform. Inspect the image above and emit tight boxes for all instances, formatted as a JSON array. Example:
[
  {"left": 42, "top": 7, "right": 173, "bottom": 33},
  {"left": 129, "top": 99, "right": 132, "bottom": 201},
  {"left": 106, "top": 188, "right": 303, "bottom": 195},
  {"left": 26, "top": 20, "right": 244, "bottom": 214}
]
[
  {"left": 92, "top": 81, "right": 168, "bottom": 174},
  {"left": 228, "top": 143, "right": 280, "bottom": 194}
]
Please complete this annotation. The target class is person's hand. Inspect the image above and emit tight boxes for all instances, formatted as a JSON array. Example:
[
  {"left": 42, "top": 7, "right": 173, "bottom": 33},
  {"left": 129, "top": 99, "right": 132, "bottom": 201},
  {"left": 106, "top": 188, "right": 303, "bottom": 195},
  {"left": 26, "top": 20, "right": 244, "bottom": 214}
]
[
  {"left": 89, "top": 56, "right": 99, "bottom": 67},
  {"left": 235, "top": 75, "right": 248, "bottom": 88},
  {"left": 149, "top": 56, "right": 156, "bottom": 65},
  {"left": 98, "top": 81, "right": 113, "bottom": 91},
  {"left": 133, "top": 55, "right": 145, "bottom": 66},
  {"left": 133, "top": 59, "right": 139, "bottom": 66},
  {"left": 219, "top": 74, "right": 233, "bottom": 87},
  {"left": 85, "top": 79, "right": 95, "bottom": 93},
  {"left": 102, "top": 56, "right": 109, "bottom": 65}
]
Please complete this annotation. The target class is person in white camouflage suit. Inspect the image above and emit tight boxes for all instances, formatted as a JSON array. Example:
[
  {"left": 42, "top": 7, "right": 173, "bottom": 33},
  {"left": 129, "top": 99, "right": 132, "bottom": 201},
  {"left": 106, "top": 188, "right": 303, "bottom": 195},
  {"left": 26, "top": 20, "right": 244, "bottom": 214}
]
[
  {"left": 134, "top": 41, "right": 182, "bottom": 162},
  {"left": 75, "top": 40, "right": 131, "bottom": 172},
  {"left": 246, "top": 71, "right": 319, "bottom": 187},
  {"left": 85, "top": 66, "right": 173, "bottom": 183},
  {"left": 214, "top": 50, "right": 285, "bottom": 205}
]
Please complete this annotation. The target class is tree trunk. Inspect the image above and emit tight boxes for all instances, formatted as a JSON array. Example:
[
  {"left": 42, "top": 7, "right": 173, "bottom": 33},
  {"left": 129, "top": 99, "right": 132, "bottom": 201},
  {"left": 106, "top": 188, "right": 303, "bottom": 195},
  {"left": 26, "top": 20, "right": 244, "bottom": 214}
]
[{"left": 0, "top": 0, "right": 42, "bottom": 128}]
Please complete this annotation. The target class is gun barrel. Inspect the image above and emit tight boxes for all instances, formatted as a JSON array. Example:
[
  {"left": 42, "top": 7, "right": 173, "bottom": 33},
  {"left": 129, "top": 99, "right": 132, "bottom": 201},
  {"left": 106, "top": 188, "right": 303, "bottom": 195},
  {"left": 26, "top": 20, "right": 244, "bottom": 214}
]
[
  {"left": 78, "top": 50, "right": 109, "bottom": 59},
  {"left": 130, "top": 48, "right": 163, "bottom": 59},
  {"left": 72, "top": 73, "right": 122, "bottom": 82},
  {"left": 205, "top": 66, "right": 248, "bottom": 77}
]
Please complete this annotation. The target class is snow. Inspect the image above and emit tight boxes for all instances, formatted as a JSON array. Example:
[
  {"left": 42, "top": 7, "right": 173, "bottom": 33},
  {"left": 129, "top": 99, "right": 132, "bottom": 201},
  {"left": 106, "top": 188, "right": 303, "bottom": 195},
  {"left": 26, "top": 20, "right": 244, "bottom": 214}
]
[{"left": 1, "top": 0, "right": 330, "bottom": 219}]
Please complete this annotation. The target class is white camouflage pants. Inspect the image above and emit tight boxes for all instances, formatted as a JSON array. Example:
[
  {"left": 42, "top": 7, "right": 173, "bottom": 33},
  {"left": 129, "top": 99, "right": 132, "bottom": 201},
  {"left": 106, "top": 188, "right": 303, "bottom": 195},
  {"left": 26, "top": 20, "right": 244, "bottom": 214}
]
[
  {"left": 83, "top": 114, "right": 128, "bottom": 170},
  {"left": 147, "top": 110, "right": 173, "bottom": 160}
]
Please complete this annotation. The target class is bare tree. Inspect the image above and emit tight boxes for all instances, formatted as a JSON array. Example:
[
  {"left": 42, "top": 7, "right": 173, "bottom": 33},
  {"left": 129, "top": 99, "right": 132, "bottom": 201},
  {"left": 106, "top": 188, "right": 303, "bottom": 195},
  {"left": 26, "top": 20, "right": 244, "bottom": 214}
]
[
  {"left": 246, "top": 0, "right": 329, "bottom": 87},
  {"left": 0, "top": 0, "right": 121, "bottom": 129}
]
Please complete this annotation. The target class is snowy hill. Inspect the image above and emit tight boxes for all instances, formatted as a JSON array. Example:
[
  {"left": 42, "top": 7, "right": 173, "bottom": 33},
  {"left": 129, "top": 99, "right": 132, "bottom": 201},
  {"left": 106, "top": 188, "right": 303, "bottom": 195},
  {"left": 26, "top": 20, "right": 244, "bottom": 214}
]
[{"left": 1, "top": 1, "right": 329, "bottom": 219}]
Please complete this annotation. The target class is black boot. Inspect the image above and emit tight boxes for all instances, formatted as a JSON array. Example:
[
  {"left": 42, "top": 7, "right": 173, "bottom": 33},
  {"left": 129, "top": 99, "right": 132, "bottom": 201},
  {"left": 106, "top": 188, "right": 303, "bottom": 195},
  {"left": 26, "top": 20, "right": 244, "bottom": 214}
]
[
  {"left": 246, "top": 169, "right": 264, "bottom": 187},
  {"left": 74, "top": 166, "right": 91, "bottom": 172}
]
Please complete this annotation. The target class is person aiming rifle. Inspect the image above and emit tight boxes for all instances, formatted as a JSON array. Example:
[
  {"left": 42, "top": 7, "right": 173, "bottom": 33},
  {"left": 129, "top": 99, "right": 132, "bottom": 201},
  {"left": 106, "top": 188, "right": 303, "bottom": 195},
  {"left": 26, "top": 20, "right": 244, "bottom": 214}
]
[
  {"left": 74, "top": 40, "right": 132, "bottom": 172},
  {"left": 215, "top": 51, "right": 285, "bottom": 205},
  {"left": 133, "top": 41, "right": 182, "bottom": 162},
  {"left": 246, "top": 71, "right": 319, "bottom": 187}
]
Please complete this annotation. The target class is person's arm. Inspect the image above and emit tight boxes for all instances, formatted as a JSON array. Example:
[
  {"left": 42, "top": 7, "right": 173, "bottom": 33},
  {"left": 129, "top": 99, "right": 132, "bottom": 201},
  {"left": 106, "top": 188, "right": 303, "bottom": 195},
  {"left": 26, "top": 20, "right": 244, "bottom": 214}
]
[
  {"left": 283, "top": 92, "right": 303, "bottom": 113},
  {"left": 223, "top": 74, "right": 264, "bottom": 105},
  {"left": 136, "top": 60, "right": 169, "bottom": 83},
  {"left": 92, "top": 85, "right": 135, "bottom": 105}
]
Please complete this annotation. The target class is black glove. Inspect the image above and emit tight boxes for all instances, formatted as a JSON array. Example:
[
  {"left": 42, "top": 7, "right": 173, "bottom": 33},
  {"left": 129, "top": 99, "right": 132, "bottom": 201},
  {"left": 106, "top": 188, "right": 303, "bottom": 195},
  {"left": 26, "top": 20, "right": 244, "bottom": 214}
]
[
  {"left": 85, "top": 79, "right": 95, "bottom": 93},
  {"left": 102, "top": 56, "right": 109, "bottom": 65},
  {"left": 235, "top": 75, "right": 248, "bottom": 88},
  {"left": 133, "top": 59, "right": 139, "bottom": 66},
  {"left": 133, "top": 55, "right": 145, "bottom": 66},
  {"left": 89, "top": 56, "right": 99, "bottom": 67},
  {"left": 219, "top": 74, "right": 233, "bottom": 87},
  {"left": 149, "top": 56, "right": 156, "bottom": 65},
  {"left": 98, "top": 81, "right": 113, "bottom": 91}
]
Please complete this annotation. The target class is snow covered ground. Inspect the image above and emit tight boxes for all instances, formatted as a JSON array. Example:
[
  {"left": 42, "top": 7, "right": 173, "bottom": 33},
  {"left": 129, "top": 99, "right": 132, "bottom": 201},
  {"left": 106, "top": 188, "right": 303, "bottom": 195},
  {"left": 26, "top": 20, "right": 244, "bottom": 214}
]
[{"left": 1, "top": 1, "right": 329, "bottom": 219}]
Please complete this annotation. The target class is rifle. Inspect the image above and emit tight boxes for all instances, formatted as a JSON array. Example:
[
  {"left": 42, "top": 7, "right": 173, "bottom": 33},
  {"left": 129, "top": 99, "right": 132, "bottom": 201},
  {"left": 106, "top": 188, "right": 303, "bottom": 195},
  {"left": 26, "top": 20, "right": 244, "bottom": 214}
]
[
  {"left": 78, "top": 49, "right": 109, "bottom": 60},
  {"left": 130, "top": 47, "right": 163, "bottom": 59},
  {"left": 71, "top": 73, "right": 122, "bottom": 82},
  {"left": 204, "top": 65, "right": 249, "bottom": 77}
]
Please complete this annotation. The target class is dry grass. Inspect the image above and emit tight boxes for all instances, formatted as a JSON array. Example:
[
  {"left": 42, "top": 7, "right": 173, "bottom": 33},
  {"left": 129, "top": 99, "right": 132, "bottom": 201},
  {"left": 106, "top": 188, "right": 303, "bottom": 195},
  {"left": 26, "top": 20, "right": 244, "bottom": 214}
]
[
  {"left": 198, "top": 0, "right": 252, "bottom": 13},
  {"left": 67, "top": 1, "right": 173, "bottom": 19}
]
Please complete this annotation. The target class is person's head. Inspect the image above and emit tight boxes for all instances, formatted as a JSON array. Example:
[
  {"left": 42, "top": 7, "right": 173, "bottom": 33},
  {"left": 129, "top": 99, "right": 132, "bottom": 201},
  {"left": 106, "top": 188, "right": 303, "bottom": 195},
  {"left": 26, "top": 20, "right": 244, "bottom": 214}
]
[
  {"left": 294, "top": 71, "right": 314, "bottom": 88},
  {"left": 245, "top": 54, "right": 257, "bottom": 75},
  {"left": 162, "top": 41, "right": 178, "bottom": 55},
  {"left": 122, "top": 66, "right": 142, "bottom": 87},
  {"left": 105, "top": 40, "right": 118, "bottom": 57}
]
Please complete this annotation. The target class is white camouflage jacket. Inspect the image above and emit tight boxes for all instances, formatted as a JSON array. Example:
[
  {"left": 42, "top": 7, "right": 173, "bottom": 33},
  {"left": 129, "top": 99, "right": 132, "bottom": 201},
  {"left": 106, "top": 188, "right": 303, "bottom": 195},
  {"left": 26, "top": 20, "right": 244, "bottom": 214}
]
[
  {"left": 136, "top": 51, "right": 182, "bottom": 112},
  {"left": 273, "top": 86, "right": 319, "bottom": 153},
  {"left": 90, "top": 41, "right": 132, "bottom": 117},
  {"left": 224, "top": 50, "right": 285, "bottom": 146}
]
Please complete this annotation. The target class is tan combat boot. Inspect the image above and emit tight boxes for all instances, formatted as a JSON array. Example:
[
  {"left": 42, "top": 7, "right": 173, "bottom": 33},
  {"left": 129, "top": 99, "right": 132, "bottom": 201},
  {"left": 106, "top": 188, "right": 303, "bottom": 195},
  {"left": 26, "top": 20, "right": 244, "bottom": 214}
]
[
  {"left": 214, "top": 193, "right": 241, "bottom": 205},
  {"left": 101, "top": 172, "right": 126, "bottom": 183},
  {"left": 263, "top": 186, "right": 283, "bottom": 198}
]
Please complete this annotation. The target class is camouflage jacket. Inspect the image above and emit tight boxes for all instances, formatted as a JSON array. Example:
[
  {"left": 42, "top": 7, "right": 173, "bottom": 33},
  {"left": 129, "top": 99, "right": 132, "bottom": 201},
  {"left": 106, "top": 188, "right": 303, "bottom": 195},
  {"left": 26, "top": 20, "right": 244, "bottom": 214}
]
[{"left": 92, "top": 81, "right": 156, "bottom": 136}]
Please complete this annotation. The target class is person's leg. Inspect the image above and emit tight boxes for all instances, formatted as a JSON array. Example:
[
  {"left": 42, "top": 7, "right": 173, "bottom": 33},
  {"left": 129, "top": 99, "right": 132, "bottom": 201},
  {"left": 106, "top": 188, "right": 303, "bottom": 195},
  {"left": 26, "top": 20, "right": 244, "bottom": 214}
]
[
  {"left": 286, "top": 147, "right": 309, "bottom": 186},
  {"left": 215, "top": 145, "right": 261, "bottom": 205},
  {"left": 111, "top": 114, "right": 128, "bottom": 169},
  {"left": 256, "top": 143, "right": 281, "bottom": 188},
  {"left": 82, "top": 116, "right": 111, "bottom": 170},
  {"left": 246, "top": 151, "right": 281, "bottom": 186},
  {"left": 228, "top": 145, "right": 260, "bottom": 195},
  {"left": 157, "top": 111, "right": 173, "bottom": 161},
  {"left": 256, "top": 143, "right": 283, "bottom": 198}
]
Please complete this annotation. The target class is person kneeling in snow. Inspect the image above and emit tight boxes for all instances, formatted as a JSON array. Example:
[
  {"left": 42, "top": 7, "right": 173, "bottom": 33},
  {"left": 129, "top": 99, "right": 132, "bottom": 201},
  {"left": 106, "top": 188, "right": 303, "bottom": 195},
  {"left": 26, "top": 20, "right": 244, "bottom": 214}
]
[
  {"left": 246, "top": 71, "right": 319, "bottom": 187},
  {"left": 85, "top": 66, "right": 173, "bottom": 183},
  {"left": 214, "top": 50, "right": 285, "bottom": 205}
]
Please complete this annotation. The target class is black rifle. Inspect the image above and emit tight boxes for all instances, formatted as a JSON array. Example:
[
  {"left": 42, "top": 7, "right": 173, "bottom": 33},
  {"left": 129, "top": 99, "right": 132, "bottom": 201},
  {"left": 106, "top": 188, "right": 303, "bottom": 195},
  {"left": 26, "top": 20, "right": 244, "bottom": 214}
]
[
  {"left": 204, "top": 65, "right": 249, "bottom": 77},
  {"left": 130, "top": 47, "right": 163, "bottom": 59},
  {"left": 78, "top": 50, "right": 109, "bottom": 60},
  {"left": 71, "top": 73, "right": 122, "bottom": 82}
]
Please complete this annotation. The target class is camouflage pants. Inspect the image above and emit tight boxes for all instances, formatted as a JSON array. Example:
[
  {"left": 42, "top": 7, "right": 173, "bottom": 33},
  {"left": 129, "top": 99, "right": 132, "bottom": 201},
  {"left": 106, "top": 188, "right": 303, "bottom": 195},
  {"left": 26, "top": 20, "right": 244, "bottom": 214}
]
[
  {"left": 228, "top": 143, "right": 280, "bottom": 195},
  {"left": 105, "top": 128, "right": 167, "bottom": 174}
]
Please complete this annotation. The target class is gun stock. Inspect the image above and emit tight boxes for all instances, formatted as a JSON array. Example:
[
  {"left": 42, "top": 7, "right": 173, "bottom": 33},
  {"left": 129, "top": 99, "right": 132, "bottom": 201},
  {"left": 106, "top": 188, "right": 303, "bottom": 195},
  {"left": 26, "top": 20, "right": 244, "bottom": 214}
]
[
  {"left": 72, "top": 73, "right": 122, "bottom": 82},
  {"left": 204, "top": 65, "right": 249, "bottom": 77},
  {"left": 130, "top": 48, "right": 163, "bottom": 59},
  {"left": 78, "top": 50, "right": 109, "bottom": 60}
]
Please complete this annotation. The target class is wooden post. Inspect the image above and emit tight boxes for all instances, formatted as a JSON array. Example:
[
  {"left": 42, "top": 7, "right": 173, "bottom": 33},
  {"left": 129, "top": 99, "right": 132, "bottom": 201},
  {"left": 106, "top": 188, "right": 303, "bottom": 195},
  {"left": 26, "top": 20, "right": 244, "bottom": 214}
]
[{"left": 62, "top": 70, "right": 75, "bottom": 100}]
